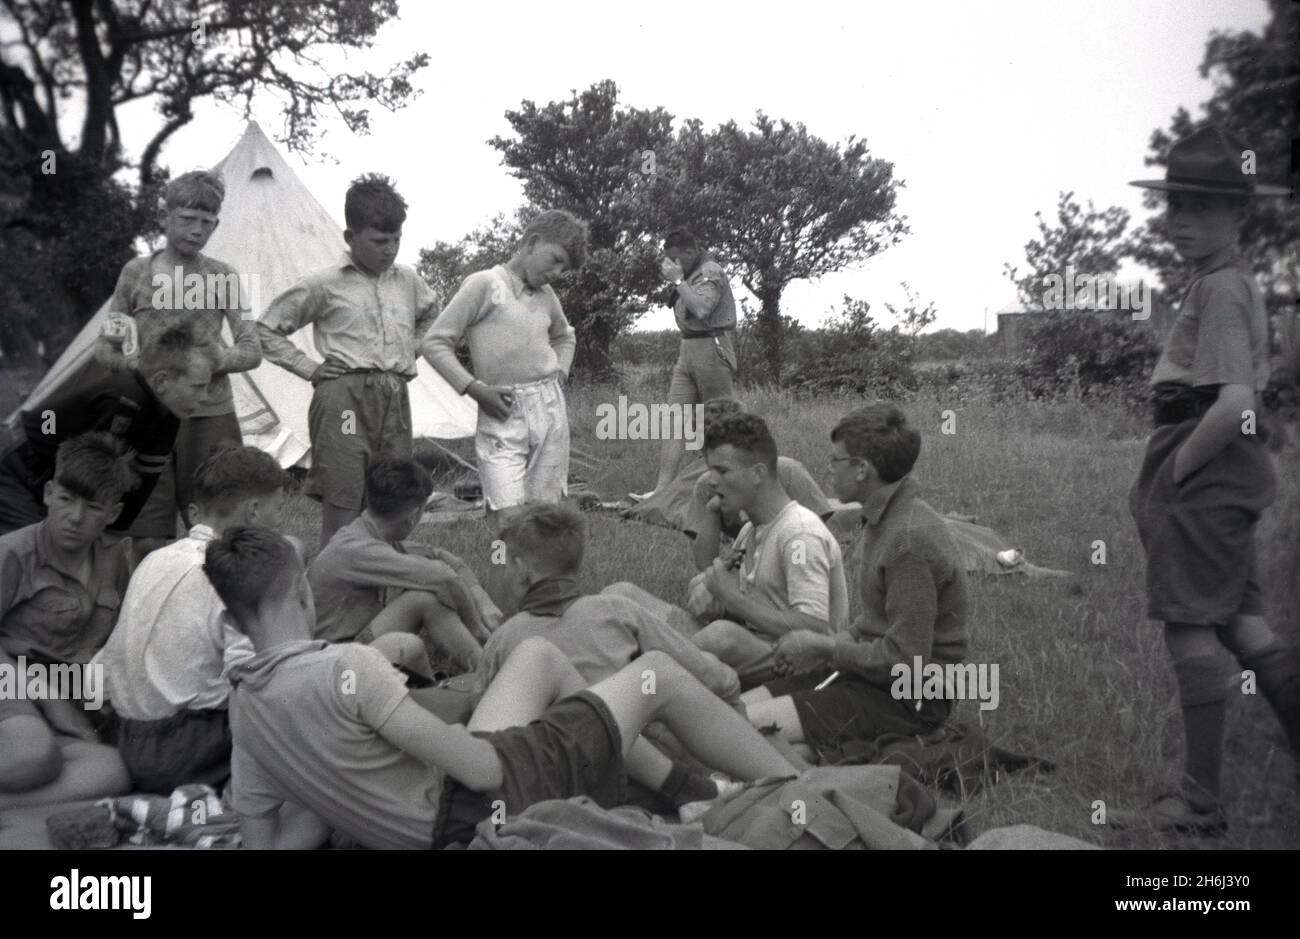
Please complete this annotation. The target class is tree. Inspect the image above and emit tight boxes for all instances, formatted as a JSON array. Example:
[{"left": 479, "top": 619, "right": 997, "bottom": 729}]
[
  {"left": 0, "top": 0, "right": 425, "bottom": 357},
  {"left": 418, "top": 213, "right": 518, "bottom": 303},
  {"left": 1125, "top": 0, "right": 1297, "bottom": 311},
  {"left": 662, "top": 115, "right": 909, "bottom": 380},
  {"left": 485, "top": 80, "right": 675, "bottom": 379},
  {"left": 1003, "top": 190, "right": 1131, "bottom": 311}
]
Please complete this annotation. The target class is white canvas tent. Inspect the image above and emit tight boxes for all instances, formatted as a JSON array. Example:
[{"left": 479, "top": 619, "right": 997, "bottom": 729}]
[{"left": 6, "top": 121, "right": 476, "bottom": 467}]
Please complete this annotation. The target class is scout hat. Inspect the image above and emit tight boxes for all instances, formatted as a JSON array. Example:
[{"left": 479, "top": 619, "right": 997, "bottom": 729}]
[{"left": 1130, "top": 125, "right": 1291, "bottom": 196}]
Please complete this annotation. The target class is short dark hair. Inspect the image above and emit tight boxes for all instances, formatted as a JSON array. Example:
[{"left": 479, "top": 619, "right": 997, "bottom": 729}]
[
  {"left": 520, "top": 209, "right": 588, "bottom": 270},
  {"left": 704, "top": 412, "right": 778, "bottom": 472},
  {"left": 663, "top": 227, "right": 699, "bottom": 252},
  {"left": 499, "top": 502, "right": 586, "bottom": 576},
  {"left": 136, "top": 318, "right": 218, "bottom": 379},
  {"left": 191, "top": 446, "right": 291, "bottom": 516},
  {"left": 53, "top": 432, "right": 138, "bottom": 505},
  {"left": 204, "top": 526, "right": 301, "bottom": 629},
  {"left": 831, "top": 404, "right": 921, "bottom": 482},
  {"left": 345, "top": 173, "right": 408, "bottom": 232},
  {"left": 364, "top": 457, "right": 434, "bottom": 518},
  {"left": 702, "top": 397, "right": 743, "bottom": 431}
]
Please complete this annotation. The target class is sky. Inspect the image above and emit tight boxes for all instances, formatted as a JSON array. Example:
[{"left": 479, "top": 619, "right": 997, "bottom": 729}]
[{"left": 112, "top": 0, "right": 1275, "bottom": 334}]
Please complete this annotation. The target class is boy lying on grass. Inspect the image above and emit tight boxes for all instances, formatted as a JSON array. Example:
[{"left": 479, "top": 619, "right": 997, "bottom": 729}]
[{"left": 205, "top": 527, "right": 796, "bottom": 849}]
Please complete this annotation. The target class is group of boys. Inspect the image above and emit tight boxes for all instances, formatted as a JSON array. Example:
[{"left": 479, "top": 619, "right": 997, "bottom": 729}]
[{"left": 1, "top": 123, "right": 1297, "bottom": 847}]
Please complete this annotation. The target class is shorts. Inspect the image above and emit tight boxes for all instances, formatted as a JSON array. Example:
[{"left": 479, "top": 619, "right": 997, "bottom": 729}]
[
  {"left": 431, "top": 690, "right": 626, "bottom": 848},
  {"left": 129, "top": 412, "right": 244, "bottom": 538},
  {"left": 307, "top": 372, "right": 413, "bottom": 511},
  {"left": 118, "top": 708, "right": 233, "bottom": 795},
  {"left": 668, "top": 336, "right": 736, "bottom": 405},
  {"left": 765, "top": 668, "right": 949, "bottom": 761},
  {"left": 475, "top": 376, "right": 569, "bottom": 511},
  {"left": 1129, "top": 417, "right": 1275, "bottom": 625}
]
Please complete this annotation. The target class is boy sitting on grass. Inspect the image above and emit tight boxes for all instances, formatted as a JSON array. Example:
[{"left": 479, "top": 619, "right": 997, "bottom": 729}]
[
  {"left": 477, "top": 502, "right": 740, "bottom": 704},
  {"left": 206, "top": 526, "right": 797, "bottom": 849},
  {"left": 93, "top": 446, "right": 293, "bottom": 794},
  {"left": 740, "top": 405, "right": 969, "bottom": 764},
  {"left": 309, "top": 457, "right": 500, "bottom": 673},
  {"left": 0, "top": 433, "right": 136, "bottom": 808}
]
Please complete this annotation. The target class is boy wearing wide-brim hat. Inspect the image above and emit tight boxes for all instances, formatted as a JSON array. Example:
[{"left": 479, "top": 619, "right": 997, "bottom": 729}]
[{"left": 1117, "top": 125, "right": 1297, "bottom": 835}]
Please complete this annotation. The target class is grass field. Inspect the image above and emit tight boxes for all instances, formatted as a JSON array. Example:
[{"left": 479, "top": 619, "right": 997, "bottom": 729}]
[
  {"left": 267, "top": 372, "right": 1300, "bottom": 850},
  {"left": 4, "top": 358, "right": 1296, "bottom": 849}
]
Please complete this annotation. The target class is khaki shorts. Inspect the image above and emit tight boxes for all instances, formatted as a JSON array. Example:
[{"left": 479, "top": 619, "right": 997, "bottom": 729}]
[
  {"left": 668, "top": 336, "right": 736, "bottom": 405},
  {"left": 307, "top": 372, "right": 413, "bottom": 511},
  {"left": 475, "top": 376, "right": 569, "bottom": 511}
]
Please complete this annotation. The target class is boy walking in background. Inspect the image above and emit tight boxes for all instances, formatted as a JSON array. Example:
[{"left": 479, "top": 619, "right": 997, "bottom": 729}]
[
  {"left": 94, "top": 446, "right": 292, "bottom": 794},
  {"left": 1119, "top": 125, "right": 1298, "bottom": 834},
  {"left": 258, "top": 174, "right": 442, "bottom": 548},
  {"left": 106, "top": 169, "right": 261, "bottom": 549},
  {"left": 422, "top": 210, "right": 587, "bottom": 531}
]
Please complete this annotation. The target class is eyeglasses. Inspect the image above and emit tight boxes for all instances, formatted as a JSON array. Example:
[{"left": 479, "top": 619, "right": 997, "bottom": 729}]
[{"left": 827, "top": 456, "right": 862, "bottom": 468}]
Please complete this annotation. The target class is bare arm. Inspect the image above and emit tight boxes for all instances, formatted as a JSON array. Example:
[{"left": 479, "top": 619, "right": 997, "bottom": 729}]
[{"left": 375, "top": 696, "right": 504, "bottom": 792}]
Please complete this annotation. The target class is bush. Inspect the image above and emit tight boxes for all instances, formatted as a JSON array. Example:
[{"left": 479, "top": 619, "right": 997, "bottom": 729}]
[{"left": 1016, "top": 309, "right": 1161, "bottom": 412}]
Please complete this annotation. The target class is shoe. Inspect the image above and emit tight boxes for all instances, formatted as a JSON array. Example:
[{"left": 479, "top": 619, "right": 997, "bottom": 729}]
[{"left": 1109, "top": 793, "right": 1227, "bottom": 836}]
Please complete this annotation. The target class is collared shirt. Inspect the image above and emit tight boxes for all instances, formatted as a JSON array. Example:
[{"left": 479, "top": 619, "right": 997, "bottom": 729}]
[
  {"left": 684, "top": 456, "right": 834, "bottom": 541},
  {"left": 93, "top": 524, "right": 253, "bottom": 720},
  {"left": 258, "top": 254, "right": 441, "bottom": 381},
  {"left": 0, "top": 521, "right": 133, "bottom": 664},
  {"left": 1151, "top": 245, "right": 1270, "bottom": 392},
  {"left": 308, "top": 514, "right": 459, "bottom": 643},
  {"left": 109, "top": 249, "right": 261, "bottom": 417},
  {"left": 476, "top": 591, "right": 740, "bottom": 703},
  {"left": 4, "top": 365, "right": 178, "bottom": 533},
  {"left": 228, "top": 639, "right": 442, "bottom": 850},
  {"left": 832, "top": 476, "right": 969, "bottom": 687},
  {"left": 731, "top": 500, "right": 849, "bottom": 631},
  {"left": 421, "top": 264, "right": 576, "bottom": 393},
  {"left": 673, "top": 256, "right": 737, "bottom": 335}
]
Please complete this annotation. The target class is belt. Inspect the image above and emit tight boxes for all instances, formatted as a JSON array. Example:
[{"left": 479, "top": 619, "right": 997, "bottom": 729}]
[
  {"left": 1151, "top": 384, "right": 1216, "bottom": 427},
  {"left": 680, "top": 329, "right": 727, "bottom": 340}
]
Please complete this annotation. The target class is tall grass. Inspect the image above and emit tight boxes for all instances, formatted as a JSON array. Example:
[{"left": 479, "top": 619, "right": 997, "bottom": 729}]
[{"left": 276, "top": 378, "right": 1297, "bottom": 848}]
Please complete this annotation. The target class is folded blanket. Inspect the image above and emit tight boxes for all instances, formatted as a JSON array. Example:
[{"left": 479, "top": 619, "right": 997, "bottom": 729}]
[
  {"left": 467, "top": 796, "right": 735, "bottom": 850},
  {"left": 46, "top": 784, "right": 242, "bottom": 850}
]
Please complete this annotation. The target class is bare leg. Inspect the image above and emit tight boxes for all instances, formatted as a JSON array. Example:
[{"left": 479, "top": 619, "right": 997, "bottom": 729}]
[
  {"left": 743, "top": 694, "right": 806, "bottom": 744},
  {"left": 587, "top": 651, "right": 795, "bottom": 780},
  {"left": 468, "top": 638, "right": 585, "bottom": 732},
  {"left": 0, "top": 722, "right": 130, "bottom": 810},
  {"left": 320, "top": 502, "right": 359, "bottom": 550},
  {"left": 366, "top": 591, "right": 483, "bottom": 671}
]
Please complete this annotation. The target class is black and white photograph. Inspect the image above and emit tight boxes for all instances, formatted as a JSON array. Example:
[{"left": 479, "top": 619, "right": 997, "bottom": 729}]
[{"left": 0, "top": 0, "right": 1295, "bottom": 913}]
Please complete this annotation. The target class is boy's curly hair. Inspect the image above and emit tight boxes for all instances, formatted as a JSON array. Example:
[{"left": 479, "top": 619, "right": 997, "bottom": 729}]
[
  {"left": 345, "top": 173, "right": 408, "bottom": 233},
  {"left": 521, "top": 210, "right": 589, "bottom": 270}
]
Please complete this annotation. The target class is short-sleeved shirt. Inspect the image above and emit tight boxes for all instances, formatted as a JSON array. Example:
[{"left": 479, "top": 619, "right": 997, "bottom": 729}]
[
  {"left": 258, "top": 254, "right": 441, "bottom": 381},
  {"left": 228, "top": 640, "right": 442, "bottom": 850},
  {"left": 1150, "top": 247, "right": 1270, "bottom": 393},
  {"left": 684, "top": 456, "right": 834, "bottom": 541},
  {"left": 732, "top": 501, "right": 849, "bottom": 631},
  {"left": 831, "top": 476, "right": 969, "bottom": 688},
  {"left": 0, "top": 522, "right": 133, "bottom": 665},
  {"left": 421, "top": 265, "right": 576, "bottom": 392},
  {"left": 109, "top": 250, "right": 260, "bottom": 417},
  {"left": 673, "top": 257, "right": 737, "bottom": 336},
  {"left": 93, "top": 524, "right": 253, "bottom": 720},
  {"left": 1, "top": 366, "right": 178, "bottom": 533},
  {"left": 308, "top": 514, "right": 459, "bottom": 643},
  {"left": 476, "top": 592, "right": 740, "bottom": 702}
]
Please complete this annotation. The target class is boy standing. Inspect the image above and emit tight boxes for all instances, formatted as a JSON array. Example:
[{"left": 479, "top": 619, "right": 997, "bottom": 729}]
[
  {"left": 309, "top": 458, "right": 498, "bottom": 672},
  {"left": 1119, "top": 126, "right": 1298, "bottom": 834},
  {"left": 422, "top": 210, "right": 587, "bottom": 530},
  {"left": 107, "top": 169, "right": 261, "bottom": 542},
  {"left": 204, "top": 526, "right": 795, "bottom": 849},
  {"left": 257, "top": 174, "right": 442, "bottom": 548},
  {"left": 741, "top": 405, "right": 969, "bottom": 763},
  {"left": 93, "top": 446, "right": 291, "bottom": 794},
  {"left": 0, "top": 434, "right": 135, "bottom": 807},
  {"left": 0, "top": 321, "right": 216, "bottom": 537}
]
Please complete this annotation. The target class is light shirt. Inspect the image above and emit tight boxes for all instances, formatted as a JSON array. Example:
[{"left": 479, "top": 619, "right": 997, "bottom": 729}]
[
  {"left": 93, "top": 524, "right": 253, "bottom": 719},
  {"left": 732, "top": 500, "right": 849, "bottom": 631}
]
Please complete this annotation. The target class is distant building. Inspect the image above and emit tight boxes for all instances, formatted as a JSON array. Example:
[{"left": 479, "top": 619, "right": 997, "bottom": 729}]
[{"left": 994, "top": 283, "right": 1174, "bottom": 358}]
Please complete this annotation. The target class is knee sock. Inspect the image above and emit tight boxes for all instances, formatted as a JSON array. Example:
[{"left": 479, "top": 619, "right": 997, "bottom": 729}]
[
  {"left": 656, "top": 762, "right": 719, "bottom": 810},
  {"left": 1172, "top": 653, "right": 1229, "bottom": 810},
  {"left": 1239, "top": 642, "right": 1300, "bottom": 756}
]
